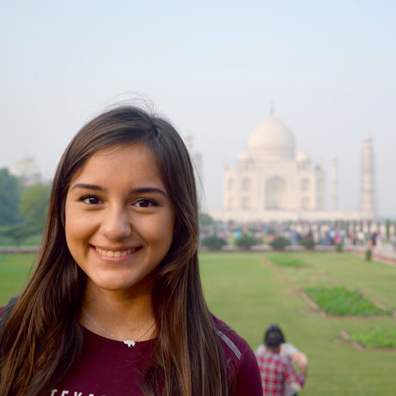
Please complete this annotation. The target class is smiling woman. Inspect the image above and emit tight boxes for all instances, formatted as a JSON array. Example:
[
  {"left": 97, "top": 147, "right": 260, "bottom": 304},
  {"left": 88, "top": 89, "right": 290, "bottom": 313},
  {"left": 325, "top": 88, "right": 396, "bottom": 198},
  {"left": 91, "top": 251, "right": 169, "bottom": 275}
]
[
  {"left": 0, "top": 104, "right": 262, "bottom": 396},
  {"left": 65, "top": 144, "right": 175, "bottom": 295}
]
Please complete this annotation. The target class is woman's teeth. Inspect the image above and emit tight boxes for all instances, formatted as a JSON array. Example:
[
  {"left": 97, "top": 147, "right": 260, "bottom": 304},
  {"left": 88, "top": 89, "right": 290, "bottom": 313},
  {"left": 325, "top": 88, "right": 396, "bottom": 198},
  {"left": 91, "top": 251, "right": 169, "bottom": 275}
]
[{"left": 95, "top": 247, "right": 135, "bottom": 257}]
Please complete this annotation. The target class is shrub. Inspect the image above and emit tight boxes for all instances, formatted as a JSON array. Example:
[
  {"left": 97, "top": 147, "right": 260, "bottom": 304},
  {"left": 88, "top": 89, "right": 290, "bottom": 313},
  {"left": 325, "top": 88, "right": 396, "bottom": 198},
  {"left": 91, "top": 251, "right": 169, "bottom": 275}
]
[
  {"left": 201, "top": 235, "right": 226, "bottom": 250},
  {"left": 335, "top": 243, "right": 342, "bottom": 253},
  {"left": 299, "top": 238, "right": 316, "bottom": 250},
  {"left": 365, "top": 249, "right": 372, "bottom": 261},
  {"left": 269, "top": 236, "right": 290, "bottom": 251},
  {"left": 235, "top": 236, "right": 258, "bottom": 250}
]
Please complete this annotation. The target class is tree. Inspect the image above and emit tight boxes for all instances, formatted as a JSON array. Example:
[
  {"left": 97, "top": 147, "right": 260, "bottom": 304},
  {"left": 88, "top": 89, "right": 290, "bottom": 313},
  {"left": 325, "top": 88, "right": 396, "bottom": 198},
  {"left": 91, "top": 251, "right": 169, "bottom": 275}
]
[
  {"left": 199, "top": 212, "right": 216, "bottom": 234},
  {"left": 0, "top": 224, "right": 36, "bottom": 246},
  {"left": 19, "top": 184, "right": 51, "bottom": 232},
  {"left": 0, "top": 168, "right": 22, "bottom": 225}
]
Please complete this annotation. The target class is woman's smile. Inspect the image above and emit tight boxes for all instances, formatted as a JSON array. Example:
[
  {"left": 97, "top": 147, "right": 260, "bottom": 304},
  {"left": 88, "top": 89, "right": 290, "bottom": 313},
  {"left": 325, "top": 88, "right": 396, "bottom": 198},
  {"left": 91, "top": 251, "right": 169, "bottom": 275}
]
[{"left": 93, "top": 246, "right": 141, "bottom": 258}]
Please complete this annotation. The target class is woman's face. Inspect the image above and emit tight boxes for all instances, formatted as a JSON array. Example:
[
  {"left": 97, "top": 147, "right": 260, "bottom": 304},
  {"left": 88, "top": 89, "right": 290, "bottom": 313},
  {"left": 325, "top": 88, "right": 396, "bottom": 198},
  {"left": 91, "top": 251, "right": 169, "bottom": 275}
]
[{"left": 64, "top": 143, "right": 175, "bottom": 296}]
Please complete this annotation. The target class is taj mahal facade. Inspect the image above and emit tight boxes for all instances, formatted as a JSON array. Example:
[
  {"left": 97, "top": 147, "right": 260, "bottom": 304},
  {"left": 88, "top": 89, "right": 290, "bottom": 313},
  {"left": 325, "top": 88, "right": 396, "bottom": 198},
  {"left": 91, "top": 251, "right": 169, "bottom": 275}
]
[{"left": 206, "top": 111, "right": 375, "bottom": 222}]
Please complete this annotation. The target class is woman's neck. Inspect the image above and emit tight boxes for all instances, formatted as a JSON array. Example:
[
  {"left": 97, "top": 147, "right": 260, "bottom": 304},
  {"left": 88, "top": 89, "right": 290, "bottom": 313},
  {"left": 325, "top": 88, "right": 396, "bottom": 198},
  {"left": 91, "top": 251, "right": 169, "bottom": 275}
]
[{"left": 80, "top": 284, "right": 156, "bottom": 342}]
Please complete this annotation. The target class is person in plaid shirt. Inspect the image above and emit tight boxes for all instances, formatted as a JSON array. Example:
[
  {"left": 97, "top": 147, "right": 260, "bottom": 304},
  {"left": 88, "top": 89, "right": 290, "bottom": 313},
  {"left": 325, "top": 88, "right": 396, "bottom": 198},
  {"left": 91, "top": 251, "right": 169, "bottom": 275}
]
[{"left": 257, "top": 326, "right": 306, "bottom": 395}]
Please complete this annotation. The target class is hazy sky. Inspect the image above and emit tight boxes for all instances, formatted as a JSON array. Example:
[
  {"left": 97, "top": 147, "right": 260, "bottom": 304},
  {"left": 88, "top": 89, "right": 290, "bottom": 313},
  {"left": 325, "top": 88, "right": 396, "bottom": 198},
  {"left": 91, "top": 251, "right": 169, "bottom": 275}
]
[{"left": 1, "top": 1, "right": 395, "bottom": 217}]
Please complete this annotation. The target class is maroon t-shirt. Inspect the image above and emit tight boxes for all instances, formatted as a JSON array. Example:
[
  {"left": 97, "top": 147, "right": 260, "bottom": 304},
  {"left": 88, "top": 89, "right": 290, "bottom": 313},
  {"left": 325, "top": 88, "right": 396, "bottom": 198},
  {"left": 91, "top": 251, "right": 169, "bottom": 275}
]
[{"left": 0, "top": 308, "right": 261, "bottom": 395}]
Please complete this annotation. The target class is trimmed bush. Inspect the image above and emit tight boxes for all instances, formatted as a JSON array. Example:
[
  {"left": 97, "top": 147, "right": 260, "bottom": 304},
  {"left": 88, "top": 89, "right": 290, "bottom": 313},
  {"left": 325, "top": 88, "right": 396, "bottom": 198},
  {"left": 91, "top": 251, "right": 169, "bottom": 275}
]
[
  {"left": 235, "top": 236, "right": 258, "bottom": 250},
  {"left": 201, "top": 235, "right": 226, "bottom": 250},
  {"left": 299, "top": 238, "right": 316, "bottom": 250},
  {"left": 335, "top": 243, "right": 343, "bottom": 253},
  {"left": 269, "top": 236, "right": 290, "bottom": 251},
  {"left": 365, "top": 249, "right": 372, "bottom": 261}
]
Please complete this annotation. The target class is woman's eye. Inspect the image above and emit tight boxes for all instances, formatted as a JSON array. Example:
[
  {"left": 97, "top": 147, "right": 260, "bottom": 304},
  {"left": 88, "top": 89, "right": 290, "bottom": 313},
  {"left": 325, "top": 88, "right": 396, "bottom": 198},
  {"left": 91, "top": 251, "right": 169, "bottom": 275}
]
[
  {"left": 134, "top": 199, "right": 156, "bottom": 208},
  {"left": 80, "top": 196, "right": 102, "bottom": 205}
]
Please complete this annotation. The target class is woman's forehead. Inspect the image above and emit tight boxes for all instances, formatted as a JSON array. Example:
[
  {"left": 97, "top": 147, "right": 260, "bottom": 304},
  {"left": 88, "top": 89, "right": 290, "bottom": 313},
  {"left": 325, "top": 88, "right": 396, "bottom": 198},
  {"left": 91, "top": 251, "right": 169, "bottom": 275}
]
[
  {"left": 72, "top": 143, "right": 160, "bottom": 180},
  {"left": 67, "top": 144, "right": 168, "bottom": 194}
]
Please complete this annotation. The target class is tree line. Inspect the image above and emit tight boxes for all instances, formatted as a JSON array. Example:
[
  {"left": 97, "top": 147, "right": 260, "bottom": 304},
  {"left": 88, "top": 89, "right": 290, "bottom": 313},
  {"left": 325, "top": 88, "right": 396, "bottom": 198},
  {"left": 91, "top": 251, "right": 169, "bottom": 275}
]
[{"left": 0, "top": 168, "right": 50, "bottom": 246}]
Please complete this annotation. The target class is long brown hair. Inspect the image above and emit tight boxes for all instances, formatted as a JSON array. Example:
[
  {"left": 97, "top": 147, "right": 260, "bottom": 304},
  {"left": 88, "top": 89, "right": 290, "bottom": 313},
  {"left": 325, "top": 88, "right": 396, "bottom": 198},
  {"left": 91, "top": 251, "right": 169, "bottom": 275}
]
[{"left": 0, "top": 106, "right": 229, "bottom": 396}]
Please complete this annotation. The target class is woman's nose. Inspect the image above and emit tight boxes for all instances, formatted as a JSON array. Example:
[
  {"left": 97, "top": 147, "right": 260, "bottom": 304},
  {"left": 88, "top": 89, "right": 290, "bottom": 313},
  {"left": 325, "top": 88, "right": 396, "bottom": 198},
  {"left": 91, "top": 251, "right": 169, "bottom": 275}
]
[{"left": 100, "top": 206, "right": 132, "bottom": 241}]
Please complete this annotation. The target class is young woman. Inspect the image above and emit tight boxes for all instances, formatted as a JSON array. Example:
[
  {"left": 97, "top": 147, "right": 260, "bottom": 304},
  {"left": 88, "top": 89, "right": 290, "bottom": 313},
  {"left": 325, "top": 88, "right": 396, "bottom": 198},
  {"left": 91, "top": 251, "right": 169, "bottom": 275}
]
[{"left": 0, "top": 105, "right": 262, "bottom": 396}]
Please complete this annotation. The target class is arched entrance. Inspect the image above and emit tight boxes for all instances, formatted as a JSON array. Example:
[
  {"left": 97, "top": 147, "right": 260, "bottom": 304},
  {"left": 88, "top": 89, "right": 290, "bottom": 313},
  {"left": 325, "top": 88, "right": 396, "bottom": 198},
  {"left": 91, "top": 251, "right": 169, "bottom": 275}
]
[{"left": 265, "top": 177, "right": 286, "bottom": 210}]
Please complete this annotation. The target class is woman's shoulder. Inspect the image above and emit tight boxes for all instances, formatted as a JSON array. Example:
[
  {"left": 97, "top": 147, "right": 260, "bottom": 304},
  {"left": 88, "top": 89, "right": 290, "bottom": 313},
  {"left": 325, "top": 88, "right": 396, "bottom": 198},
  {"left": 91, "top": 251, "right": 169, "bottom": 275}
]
[
  {"left": 211, "top": 314, "right": 247, "bottom": 358},
  {"left": 210, "top": 313, "right": 256, "bottom": 368},
  {"left": 211, "top": 314, "right": 262, "bottom": 396}
]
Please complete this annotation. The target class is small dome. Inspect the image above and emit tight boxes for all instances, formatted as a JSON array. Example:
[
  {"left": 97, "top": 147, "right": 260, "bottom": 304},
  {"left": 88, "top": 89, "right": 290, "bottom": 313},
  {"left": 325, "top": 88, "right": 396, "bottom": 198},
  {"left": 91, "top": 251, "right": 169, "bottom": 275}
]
[
  {"left": 296, "top": 151, "right": 310, "bottom": 163},
  {"left": 248, "top": 114, "right": 295, "bottom": 161},
  {"left": 237, "top": 149, "right": 252, "bottom": 162},
  {"left": 9, "top": 156, "right": 42, "bottom": 186},
  {"left": 9, "top": 156, "right": 40, "bottom": 178}
]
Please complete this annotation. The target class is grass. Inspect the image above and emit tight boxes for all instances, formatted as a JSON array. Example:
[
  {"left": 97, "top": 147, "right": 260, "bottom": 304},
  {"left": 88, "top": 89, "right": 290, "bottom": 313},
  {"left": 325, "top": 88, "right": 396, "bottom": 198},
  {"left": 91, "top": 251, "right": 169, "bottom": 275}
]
[
  {"left": 304, "top": 286, "right": 388, "bottom": 316},
  {"left": 200, "top": 251, "right": 396, "bottom": 396},
  {"left": 2, "top": 251, "right": 396, "bottom": 395},
  {"left": 0, "top": 253, "right": 35, "bottom": 304},
  {"left": 349, "top": 327, "right": 396, "bottom": 349},
  {"left": 266, "top": 253, "right": 310, "bottom": 267}
]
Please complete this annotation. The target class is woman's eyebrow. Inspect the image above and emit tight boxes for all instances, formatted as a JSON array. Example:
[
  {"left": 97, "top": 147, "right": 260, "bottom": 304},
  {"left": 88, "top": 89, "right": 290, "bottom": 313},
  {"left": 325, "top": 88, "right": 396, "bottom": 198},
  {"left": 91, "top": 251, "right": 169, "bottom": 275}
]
[
  {"left": 70, "top": 184, "right": 167, "bottom": 198},
  {"left": 70, "top": 183, "right": 105, "bottom": 192},
  {"left": 129, "top": 187, "right": 168, "bottom": 197}
]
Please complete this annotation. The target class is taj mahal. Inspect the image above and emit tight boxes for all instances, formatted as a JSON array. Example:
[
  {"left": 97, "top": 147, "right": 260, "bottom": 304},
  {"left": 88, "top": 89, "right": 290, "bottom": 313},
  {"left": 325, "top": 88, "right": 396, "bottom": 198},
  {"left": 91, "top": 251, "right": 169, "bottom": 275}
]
[{"left": 205, "top": 111, "right": 375, "bottom": 222}]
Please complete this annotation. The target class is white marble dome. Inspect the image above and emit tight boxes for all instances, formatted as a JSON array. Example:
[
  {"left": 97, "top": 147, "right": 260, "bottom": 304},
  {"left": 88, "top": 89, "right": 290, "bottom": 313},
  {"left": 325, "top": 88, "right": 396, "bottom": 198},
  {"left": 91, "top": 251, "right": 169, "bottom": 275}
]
[{"left": 248, "top": 114, "right": 295, "bottom": 161}]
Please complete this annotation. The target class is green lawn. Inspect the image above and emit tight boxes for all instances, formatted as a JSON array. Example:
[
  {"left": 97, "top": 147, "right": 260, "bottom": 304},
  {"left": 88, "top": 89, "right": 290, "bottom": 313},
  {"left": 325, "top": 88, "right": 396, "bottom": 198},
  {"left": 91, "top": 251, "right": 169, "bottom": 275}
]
[
  {"left": 1, "top": 252, "right": 396, "bottom": 395},
  {"left": 0, "top": 253, "right": 36, "bottom": 304},
  {"left": 200, "top": 251, "right": 396, "bottom": 396}
]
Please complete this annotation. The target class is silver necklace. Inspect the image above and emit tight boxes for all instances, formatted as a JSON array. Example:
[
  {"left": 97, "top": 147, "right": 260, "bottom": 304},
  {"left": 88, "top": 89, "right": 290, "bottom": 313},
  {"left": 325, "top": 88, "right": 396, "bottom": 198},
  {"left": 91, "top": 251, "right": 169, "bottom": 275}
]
[{"left": 82, "top": 309, "right": 155, "bottom": 347}]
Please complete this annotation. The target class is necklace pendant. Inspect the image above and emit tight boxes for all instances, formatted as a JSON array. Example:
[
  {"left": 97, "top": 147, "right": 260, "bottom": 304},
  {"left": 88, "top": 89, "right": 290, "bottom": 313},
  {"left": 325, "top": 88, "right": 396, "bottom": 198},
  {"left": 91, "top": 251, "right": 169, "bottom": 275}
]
[{"left": 124, "top": 340, "right": 136, "bottom": 347}]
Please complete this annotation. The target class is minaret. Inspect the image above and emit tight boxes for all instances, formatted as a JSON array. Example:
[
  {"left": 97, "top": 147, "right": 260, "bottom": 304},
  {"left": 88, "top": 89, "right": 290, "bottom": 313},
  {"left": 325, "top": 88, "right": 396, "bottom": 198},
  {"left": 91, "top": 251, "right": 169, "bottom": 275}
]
[
  {"left": 330, "top": 155, "right": 338, "bottom": 210},
  {"left": 184, "top": 133, "right": 203, "bottom": 208},
  {"left": 362, "top": 135, "right": 375, "bottom": 218}
]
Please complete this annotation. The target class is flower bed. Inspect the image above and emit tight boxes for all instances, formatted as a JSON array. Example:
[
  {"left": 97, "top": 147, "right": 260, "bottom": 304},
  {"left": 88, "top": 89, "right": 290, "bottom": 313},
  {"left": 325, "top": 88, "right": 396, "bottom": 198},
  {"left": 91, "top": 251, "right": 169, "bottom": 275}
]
[
  {"left": 349, "top": 327, "right": 396, "bottom": 348},
  {"left": 304, "top": 286, "right": 389, "bottom": 316},
  {"left": 267, "top": 253, "right": 309, "bottom": 267}
]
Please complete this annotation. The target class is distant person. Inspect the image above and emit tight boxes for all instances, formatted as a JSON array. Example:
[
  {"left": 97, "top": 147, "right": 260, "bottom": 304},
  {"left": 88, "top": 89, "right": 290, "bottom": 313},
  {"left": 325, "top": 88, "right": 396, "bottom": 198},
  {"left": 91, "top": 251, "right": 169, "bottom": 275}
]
[
  {"left": 371, "top": 231, "right": 377, "bottom": 247},
  {"left": 256, "top": 325, "right": 307, "bottom": 396},
  {"left": 290, "top": 230, "right": 298, "bottom": 246},
  {"left": 375, "top": 232, "right": 383, "bottom": 252},
  {"left": 327, "top": 228, "right": 335, "bottom": 245},
  {"left": 357, "top": 230, "right": 365, "bottom": 246},
  {"left": 0, "top": 104, "right": 262, "bottom": 395},
  {"left": 334, "top": 230, "right": 342, "bottom": 245},
  {"left": 391, "top": 235, "right": 396, "bottom": 259}
]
